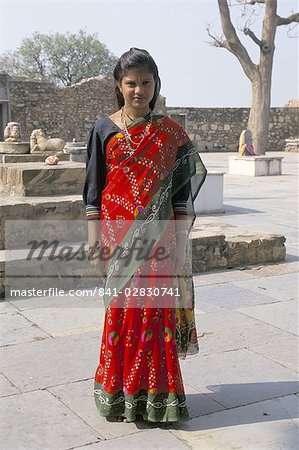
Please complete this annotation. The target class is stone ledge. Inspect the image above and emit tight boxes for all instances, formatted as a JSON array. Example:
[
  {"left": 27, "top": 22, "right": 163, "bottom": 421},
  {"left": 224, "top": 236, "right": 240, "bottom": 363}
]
[
  {"left": 192, "top": 233, "right": 285, "bottom": 272},
  {"left": 0, "top": 153, "right": 70, "bottom": 163},
  {"left": 0, "top": 162, "right": 85, "bottom": 196},
  {"left": 0, "top": 232, "right": 286, "bottom": 298},
  {"left": 0, "top": 196, "right": 84, "bottom": 250}
]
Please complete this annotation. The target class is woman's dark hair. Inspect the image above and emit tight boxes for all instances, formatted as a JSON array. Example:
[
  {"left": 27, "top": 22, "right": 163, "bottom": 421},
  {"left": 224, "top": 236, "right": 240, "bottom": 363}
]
[{"left": 113, "top": 48, "right": 161, "bottom": 111}]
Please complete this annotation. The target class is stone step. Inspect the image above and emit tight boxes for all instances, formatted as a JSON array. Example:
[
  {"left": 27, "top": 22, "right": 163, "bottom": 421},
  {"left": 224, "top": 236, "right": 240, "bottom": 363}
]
[
  {"left": 0, "top": 152, "right": 70, "bottom": 163},
  {"left": 0, "top": 161, "right": 85, "bottom": 196},
  {"left": 0, "top": 195, "right": 84, "bottom": 250},
  {"left": 1, "top": 228, "right": 286, "bottom": 298}
]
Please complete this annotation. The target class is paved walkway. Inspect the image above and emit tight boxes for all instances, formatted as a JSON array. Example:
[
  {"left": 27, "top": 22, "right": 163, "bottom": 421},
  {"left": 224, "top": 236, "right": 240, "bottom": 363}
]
[{"left": 0, "top": 152, "right": 298, "bottom": 449}]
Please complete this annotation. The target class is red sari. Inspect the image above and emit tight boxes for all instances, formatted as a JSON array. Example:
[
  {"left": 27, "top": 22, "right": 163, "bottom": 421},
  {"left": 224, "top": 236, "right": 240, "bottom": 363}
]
[{"left": 91, "top": 115, "right": 206, "bottom": 422}]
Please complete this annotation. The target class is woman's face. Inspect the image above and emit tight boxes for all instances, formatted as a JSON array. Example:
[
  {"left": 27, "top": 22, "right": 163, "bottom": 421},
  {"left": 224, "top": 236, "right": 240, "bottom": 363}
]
[{"left": 119, "top": 67, "right": 155, "bottom": 112}]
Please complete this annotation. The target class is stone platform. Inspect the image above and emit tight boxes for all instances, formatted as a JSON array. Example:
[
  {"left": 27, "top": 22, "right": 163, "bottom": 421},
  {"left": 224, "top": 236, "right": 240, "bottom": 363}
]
[
  {"left": 0, "top": 153, "right": 70, "bottom": 164},
  {"left": 0, "top": 162, "right": 85, "bottom": 196},
  {"left": 1, "top": 223, "right": 286, "bottom": 297},
  {"left": 0, "top": 195, "right": 84, "bottom": 250},
  {"left": 194, "top": 171, "right": 224, "bottom": 214},
  {"left": 229, "top": 155, "right": 283, "bottom": 176}
]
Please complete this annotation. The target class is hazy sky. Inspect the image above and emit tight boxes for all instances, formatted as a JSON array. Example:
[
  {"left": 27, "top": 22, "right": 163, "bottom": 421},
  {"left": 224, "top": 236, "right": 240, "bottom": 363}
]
[{"left": 0, "top": 0, "right": 298, "bottom": 107}]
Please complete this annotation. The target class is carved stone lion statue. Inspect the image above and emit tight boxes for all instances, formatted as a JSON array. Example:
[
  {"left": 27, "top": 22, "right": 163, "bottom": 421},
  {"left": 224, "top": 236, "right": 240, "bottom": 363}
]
[
  {"left": 30, "top": 129, "right": 65, "bottom": 153},
  {"left": 4, "top": 122, "right": 21, "bottom": 142}
]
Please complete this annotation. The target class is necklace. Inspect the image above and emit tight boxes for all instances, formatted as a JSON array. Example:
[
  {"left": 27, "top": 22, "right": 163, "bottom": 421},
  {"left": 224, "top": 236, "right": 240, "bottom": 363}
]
[
  {"left": 120, "top": 107, "right": 152, "bottom": 153},
  {"left": 124, "top": 111, "right": 134, "bottom": 122}
]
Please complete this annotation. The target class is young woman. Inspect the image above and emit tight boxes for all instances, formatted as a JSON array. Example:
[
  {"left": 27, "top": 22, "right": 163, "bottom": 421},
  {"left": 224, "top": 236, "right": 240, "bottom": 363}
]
[{"left": 83, "top": 48, "right": 207, "bottom": 423}]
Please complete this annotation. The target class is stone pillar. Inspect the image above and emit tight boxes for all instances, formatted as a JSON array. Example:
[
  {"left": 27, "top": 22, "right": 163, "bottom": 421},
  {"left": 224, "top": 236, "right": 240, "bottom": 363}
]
[{"left": 0, "top": 72, "right": 11, "bottom": 141}]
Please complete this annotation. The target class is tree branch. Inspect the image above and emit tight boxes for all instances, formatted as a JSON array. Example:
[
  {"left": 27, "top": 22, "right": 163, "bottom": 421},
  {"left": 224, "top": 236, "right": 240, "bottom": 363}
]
[
  {"left": 243, "top": 27, "right": 271, "bottom": 52},
  {"left": 217, "top": 0, "right": 257, "bottom": 80},
  {"left": 206, "top": 26, "right": 231, "bottom": 51},
  {"left": 277, "top": 13, "right": 299, "bottom": 26}
]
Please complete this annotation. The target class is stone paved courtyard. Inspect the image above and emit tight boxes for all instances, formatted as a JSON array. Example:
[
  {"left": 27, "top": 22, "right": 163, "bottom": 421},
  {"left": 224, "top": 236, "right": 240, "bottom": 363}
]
[{"left": 0, "top": 152, "right": 298, "bottom": 449}]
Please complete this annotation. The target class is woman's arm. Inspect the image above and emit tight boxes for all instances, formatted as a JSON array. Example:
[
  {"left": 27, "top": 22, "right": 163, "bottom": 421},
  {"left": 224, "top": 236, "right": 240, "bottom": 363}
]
[{"left": 83, "top": 120, "right": 106, "bottom": 275}]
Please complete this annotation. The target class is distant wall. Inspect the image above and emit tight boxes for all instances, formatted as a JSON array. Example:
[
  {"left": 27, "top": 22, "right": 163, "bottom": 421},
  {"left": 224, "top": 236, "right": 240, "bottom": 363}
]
[
  {"left": 167, "top": 106, "right": 299, "bottom": 152},
  {"left": 5, "top": 74, "right": 298, "bottom": 150}
]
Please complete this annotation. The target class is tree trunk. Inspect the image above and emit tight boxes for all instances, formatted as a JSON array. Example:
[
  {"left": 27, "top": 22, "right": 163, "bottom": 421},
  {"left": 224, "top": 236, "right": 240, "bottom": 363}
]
[{"left": 248, "top": 68, "right": 272, "bottom": 155}]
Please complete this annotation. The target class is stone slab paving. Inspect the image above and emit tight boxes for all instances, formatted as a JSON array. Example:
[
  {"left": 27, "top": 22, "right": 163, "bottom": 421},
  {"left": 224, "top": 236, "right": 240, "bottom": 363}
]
[
  {"left": 0, "top": 390, "right": 100, "bottom": 450},
  {"left": 233, "top": 272, "right": 298, "bottom": 302},
  {"left": 237, "top": 299, "right": 298, "bottom": 335},
  {"left": 17, "top": 304, "right": 103, "bottom": 337},
  {"left": 75, "top": 429, "right": 191, "bottom": 449},
  {"left": 180, "top": 348, "right": 298, "bottom": 408},
  {"left": 171, "top": 395, "right": 299, "bottom": 450},
  {"left": 0, "top": 330, "right": 100, "bottom": 392},
  {"left": 249, "top": 336, "right": 299, "bottom": 372},
  {"left": 194, "top": 310, "right": 294, "bottom": 356},
  {"left": 0, "top": 310, "right": 51, "bottom": 346},
  {"left": 48, "top": 378, "right": 144, "bottom": 440},
  {"left": 0, "top": 372, "right": 20, "bottom": 397},
  {"left": 194, "top": 282, "right": 280, "bottom": 312},
  {"left": 0, "top": 152, "right": 298, "bottom": 449}
]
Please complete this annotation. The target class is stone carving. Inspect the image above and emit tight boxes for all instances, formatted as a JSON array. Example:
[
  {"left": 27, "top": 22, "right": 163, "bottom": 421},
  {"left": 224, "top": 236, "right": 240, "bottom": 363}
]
[
  {"left": 238, "top": 130, "right": 256, "bottom": 156},
  {"left": 4, "top": 122, "right": 21, "bottom": 142},
  {"left": 45, "top": 155, "right": 59, "bottom": 165},
  {"left": 30, "top": 129, "right": 65, "bottom": 153}
]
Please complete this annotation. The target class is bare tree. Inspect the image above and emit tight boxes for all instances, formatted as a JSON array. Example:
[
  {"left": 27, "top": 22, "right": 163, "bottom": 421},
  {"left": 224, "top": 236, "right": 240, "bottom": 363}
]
[{"left": 208, "top": 0, "right": 299, "bottom": 155}]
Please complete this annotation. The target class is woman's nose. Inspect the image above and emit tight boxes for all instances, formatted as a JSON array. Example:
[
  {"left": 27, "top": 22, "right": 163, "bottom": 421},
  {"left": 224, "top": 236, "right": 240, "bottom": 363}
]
[{"left": 135, "top": 84, "right": 142, "bottom": 93}]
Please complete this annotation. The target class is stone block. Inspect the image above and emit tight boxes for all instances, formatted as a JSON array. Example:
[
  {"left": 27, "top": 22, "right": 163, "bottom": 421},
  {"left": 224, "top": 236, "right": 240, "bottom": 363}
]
[
  {"left": 0, "top": 197, "right": 85, "bottom": 251},
  {"left": 0, "top": 162, "right": 85, "bottom": 196},
  {"left": 0, "top": 142, "right": 30, "bottom": 154},
  {"left": 192, "top": 235, "right": 227, "bottom": 271},
  {"left": 194, "top": 171, "right": 225, "bottom": 214},
  {"left": 229, "top": 155, "right": 283, "bottom": 176},
  {"left": 191, "top": 233, "right": 285, "bottom": 273},
  {"left": 63, "top": 142, "right": 87, "bottom": 162},
  {"left": 226, "top": 235, "right": 286, "bottom": 267}
]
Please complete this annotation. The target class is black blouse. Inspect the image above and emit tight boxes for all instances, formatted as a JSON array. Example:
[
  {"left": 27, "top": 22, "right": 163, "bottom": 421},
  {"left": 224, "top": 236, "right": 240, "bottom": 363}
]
[{"left": 83, "top": 115, "right": 190, "bottom": 220}]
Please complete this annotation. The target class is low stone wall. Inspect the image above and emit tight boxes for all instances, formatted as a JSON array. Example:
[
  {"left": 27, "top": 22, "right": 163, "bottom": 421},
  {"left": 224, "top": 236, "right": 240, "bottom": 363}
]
[
  {"left": 167, "top": 106, "right": 299, "bottom": 152},
  {"left": 0, "top": 194, "right": 286, "bottom": 297},
  {"left": 0, "top": 230, "right": 286, "bottom": 298},
  {"left": 5, "top": 75, "right": 298, "bottom": 150}
]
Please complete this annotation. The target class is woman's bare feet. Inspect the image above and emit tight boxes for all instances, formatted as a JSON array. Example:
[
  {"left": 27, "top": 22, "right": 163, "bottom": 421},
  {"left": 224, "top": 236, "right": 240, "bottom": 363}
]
[{"left": 107, "top": 416, "right": 129, "bottom": 422}]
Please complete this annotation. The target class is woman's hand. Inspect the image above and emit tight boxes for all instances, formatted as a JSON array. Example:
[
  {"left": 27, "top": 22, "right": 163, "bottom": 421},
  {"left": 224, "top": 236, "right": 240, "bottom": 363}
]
[
  {"left": 174, "top": 216, "right": 189, "bottom": 276},
  {"left": 88, "top": 245, "right": 106, "bottom": 279},
  {"left": 174, "top": 247, "right": 187, "bottom": 276}
]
